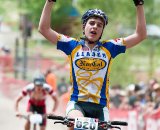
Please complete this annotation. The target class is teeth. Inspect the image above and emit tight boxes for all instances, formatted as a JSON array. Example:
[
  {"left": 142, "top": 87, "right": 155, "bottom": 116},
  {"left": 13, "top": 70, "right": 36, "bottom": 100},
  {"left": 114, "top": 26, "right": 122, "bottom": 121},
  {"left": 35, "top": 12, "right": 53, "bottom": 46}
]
[{"left": 91, "top": 31, "right": 96, "bottom": 34}]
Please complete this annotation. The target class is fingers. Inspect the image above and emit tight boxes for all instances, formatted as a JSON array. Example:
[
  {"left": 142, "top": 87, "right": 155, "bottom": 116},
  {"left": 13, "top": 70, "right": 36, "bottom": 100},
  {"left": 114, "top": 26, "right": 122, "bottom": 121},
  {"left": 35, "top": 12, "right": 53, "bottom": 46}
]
[
  {"left": 15, "top": 112, "right": 23, "bottom": 118},
  {"left": 133, "top": 0, "right": 144, "bottom": 6}
]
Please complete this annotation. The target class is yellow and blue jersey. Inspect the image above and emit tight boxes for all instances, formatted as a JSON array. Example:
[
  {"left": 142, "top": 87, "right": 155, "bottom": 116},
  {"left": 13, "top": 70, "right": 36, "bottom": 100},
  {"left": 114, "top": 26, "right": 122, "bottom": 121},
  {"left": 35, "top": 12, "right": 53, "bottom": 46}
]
[{"left": 57, "top": 34, "right": 126, "bottom": 108}]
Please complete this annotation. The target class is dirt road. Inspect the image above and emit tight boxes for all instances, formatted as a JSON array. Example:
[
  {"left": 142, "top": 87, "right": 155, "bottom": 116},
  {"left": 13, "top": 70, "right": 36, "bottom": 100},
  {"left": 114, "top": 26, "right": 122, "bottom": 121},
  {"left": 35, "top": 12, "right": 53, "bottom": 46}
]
[{"left": 0, "top": 91, "right": 66, "bottom": 130}]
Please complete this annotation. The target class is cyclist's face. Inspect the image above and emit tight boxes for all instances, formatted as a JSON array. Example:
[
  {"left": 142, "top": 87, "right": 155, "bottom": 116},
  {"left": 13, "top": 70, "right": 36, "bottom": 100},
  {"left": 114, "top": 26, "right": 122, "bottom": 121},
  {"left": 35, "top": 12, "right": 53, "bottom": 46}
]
[{"left": 84, "top": 17, "right": 104, "bottom": 42}]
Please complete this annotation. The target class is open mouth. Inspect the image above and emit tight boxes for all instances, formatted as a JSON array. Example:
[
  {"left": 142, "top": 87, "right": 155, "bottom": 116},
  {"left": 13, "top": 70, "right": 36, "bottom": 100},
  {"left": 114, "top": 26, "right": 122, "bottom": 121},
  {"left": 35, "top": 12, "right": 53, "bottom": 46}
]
[{"left": 90, "top": 31, "right": 97, "bottom": 35}]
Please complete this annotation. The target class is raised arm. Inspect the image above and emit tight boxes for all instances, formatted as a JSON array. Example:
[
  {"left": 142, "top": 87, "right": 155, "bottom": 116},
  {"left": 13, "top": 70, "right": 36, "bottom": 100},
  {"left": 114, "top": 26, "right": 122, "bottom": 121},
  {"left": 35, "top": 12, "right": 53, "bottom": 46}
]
[
  {"left": 124, "top": 0, "right": 147, "bottom": 49},
  {"left": 38, "top": 0, "right": 59, "bottom": 44}
]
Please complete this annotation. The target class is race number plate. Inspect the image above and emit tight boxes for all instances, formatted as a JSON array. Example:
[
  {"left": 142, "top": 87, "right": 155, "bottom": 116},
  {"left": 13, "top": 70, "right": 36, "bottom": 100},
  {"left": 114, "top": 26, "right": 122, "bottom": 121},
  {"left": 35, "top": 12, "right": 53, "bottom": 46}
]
[
  {"left": 29, "top": 114, "right": 43, "bottom": 124},
  {"left": 74, "top": 117, "right": 98, "bottom": 130}
]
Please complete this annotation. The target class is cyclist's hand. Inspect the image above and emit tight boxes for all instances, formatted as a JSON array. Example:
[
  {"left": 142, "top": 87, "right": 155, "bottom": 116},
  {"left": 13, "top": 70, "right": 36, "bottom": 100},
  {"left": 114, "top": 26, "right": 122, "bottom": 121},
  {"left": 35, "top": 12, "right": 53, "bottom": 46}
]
[
  {"left": 15, "top": 111, "right": 22, "bottom": 118},
  {"left": 133, "top": 0, "right": 144, "bottom": 6},
  {"left": 48, "top": 111, "right": 55, "bottom": 116}
]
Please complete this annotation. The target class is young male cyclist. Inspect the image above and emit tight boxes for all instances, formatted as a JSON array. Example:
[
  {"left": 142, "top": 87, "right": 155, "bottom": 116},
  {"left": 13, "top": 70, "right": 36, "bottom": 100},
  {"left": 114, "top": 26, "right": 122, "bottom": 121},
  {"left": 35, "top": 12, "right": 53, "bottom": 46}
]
[
  {"left": 15, "top": 73, "right": 58, "bottom": 130},
  {"left": 38, "top": 0, "right": 146, "bottom": 129}
]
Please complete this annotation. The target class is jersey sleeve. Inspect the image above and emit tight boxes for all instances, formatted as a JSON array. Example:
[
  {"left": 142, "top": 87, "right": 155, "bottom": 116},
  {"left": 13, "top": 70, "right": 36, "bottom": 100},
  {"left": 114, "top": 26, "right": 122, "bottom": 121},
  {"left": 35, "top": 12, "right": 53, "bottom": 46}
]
[
  {"left": 43, "top": 83, "right": 56, "bottom": 96},
  {"left": 103, "top": 38, "right": 126, "bottom": 58},
  {"left": 57, "top": 34, "right": 79, "bottom": 55},
  {"left": 22, "top": 83, "right": 34, "bottom": 96}
]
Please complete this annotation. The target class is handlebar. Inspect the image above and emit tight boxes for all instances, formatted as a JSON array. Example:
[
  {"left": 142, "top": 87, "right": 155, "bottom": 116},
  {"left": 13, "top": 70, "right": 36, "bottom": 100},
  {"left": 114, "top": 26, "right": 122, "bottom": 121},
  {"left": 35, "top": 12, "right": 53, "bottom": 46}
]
[
  {"left": 47, "top": 114, "right": 128, "bottom": 130},
  {"left": 16, "top": 113, "right": 46, "bottom": 124},
  {"left": 109, "top": 121, "right": 128, "bottom": 126}
]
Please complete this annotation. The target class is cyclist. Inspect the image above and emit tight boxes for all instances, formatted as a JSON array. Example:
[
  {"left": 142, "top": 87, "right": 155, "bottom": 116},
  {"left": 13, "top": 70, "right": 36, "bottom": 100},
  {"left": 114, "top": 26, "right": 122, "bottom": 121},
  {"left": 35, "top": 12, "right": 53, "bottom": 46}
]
[
  {"left": 38, "top": 0, "right": 146, "bottom": 130},
  {"left": 15, "top": 73, "right": 58, "bottom": 130}
]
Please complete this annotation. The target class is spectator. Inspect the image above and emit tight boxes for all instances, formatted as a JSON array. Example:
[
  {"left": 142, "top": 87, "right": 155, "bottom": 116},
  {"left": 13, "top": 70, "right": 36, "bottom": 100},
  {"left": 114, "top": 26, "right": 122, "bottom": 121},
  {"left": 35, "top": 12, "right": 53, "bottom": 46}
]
[
  {"left": 59, "top": 82, "right": 72, "bottom": 114},
  {"left": 0, "top": 46, "right": 13, "bottom": 72},
  {"left": 127, "top": 84, "right": 137, "bottom": 108},
  {"left": 110, "top": 84, "right": 123, "bottom": 108},
  {"left": 153, "top": 83, "right": 160, "bottom": 109},
  {"left": 57, "top": 77, "right": 68, "bottom": 96},
  {"left": 45, "top": 68, "right": 57, "bottom": 92},
  {"left": 147, "top": 78, "right": 158, "bottom": 101},
  {"left": 118, "top": 90, "right": 131, "bottom": 110}
]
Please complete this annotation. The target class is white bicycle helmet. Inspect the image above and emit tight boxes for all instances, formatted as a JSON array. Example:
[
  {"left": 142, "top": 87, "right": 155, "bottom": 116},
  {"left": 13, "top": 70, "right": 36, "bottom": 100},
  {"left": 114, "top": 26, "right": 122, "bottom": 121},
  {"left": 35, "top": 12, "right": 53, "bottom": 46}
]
[{"left": 33, "top": 73, "right": 45, "bottom": 86}]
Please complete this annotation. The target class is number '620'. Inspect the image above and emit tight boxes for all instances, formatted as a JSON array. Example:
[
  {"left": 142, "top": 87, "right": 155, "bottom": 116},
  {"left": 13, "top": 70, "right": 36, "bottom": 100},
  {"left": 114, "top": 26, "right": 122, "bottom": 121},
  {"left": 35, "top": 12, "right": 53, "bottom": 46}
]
[{"left": 76, "top": 121, "right": 97, "bottom": 130}]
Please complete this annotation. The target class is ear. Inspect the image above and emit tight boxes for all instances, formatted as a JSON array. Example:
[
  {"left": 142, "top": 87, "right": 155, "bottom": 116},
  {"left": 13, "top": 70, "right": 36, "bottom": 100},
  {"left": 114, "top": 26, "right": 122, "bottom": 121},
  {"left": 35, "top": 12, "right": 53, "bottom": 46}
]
[
  {"left": 82, "top": 24, "right": 85, "bottom": 30},
  {"left": 82, "top": 24, "right": 85, "bottom": 35}
]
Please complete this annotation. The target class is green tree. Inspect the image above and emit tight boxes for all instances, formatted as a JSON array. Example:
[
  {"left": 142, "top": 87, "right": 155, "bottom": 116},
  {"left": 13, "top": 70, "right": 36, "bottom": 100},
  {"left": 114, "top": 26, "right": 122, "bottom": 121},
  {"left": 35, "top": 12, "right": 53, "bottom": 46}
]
[{"left": 18, "top": 0, "right": 79, "bottom": 35}]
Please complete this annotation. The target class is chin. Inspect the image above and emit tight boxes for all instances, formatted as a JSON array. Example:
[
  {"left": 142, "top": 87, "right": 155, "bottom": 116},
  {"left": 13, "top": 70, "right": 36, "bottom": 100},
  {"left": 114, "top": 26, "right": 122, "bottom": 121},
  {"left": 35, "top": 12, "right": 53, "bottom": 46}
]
[
  {"left": 89, "top": 39, "right": 98, "bottom": 43},
  {"left": 87, "top": 37, "right": 97, "bottom": 42}
]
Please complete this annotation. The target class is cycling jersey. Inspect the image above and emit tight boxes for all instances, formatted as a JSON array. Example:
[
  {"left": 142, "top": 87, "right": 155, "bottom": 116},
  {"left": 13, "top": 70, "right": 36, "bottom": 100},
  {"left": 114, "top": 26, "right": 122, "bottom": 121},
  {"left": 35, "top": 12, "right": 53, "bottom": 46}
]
[
  {"left": 57, "top": 34, "right": 126, "bottom": 108},
  {"left": 22, "top": 83, "right": 55, "bottom": 106}
]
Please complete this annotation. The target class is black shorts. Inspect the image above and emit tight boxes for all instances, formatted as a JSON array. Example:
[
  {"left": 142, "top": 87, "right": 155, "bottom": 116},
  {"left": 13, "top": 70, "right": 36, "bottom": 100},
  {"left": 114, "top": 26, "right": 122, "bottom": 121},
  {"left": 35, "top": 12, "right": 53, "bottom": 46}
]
[{"left": 66, "top": 101, "right": 109, "bottom": 121}]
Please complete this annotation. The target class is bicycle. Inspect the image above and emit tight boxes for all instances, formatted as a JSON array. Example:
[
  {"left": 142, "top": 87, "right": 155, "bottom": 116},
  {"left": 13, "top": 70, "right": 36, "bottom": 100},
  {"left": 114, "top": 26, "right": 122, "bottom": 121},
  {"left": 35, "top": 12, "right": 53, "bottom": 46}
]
[
  {"left": 47, "top": 114, "right": 128, "bottom": 130},
  {"left": 16, "top": 113, "right": 46, "bottom": 130}
]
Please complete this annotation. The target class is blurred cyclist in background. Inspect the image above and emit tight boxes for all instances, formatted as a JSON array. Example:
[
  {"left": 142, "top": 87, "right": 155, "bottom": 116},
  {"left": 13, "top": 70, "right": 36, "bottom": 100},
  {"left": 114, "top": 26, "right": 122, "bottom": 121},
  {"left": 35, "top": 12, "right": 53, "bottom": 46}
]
[
  {"left": 38, "top": 0, "right": 146, "bottom": 130},
  {"left": 15, "top": 73, "right": 58, "bottom": 130}
]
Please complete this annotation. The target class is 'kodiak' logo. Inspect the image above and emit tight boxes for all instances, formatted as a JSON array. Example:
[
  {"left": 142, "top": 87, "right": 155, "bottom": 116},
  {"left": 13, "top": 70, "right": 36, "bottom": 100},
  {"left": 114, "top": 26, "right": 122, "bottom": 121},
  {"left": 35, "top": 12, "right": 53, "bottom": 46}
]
[{"left": 75, "top": 58, "right": 106, "bottom": 71}]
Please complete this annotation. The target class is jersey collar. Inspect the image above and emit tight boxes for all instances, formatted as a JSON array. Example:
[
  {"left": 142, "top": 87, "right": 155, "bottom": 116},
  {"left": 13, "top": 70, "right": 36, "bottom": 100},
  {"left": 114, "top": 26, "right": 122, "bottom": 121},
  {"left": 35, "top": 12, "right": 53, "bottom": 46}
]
[{"left": 79, "top": 39, "right": 103, "bottom": 47}]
